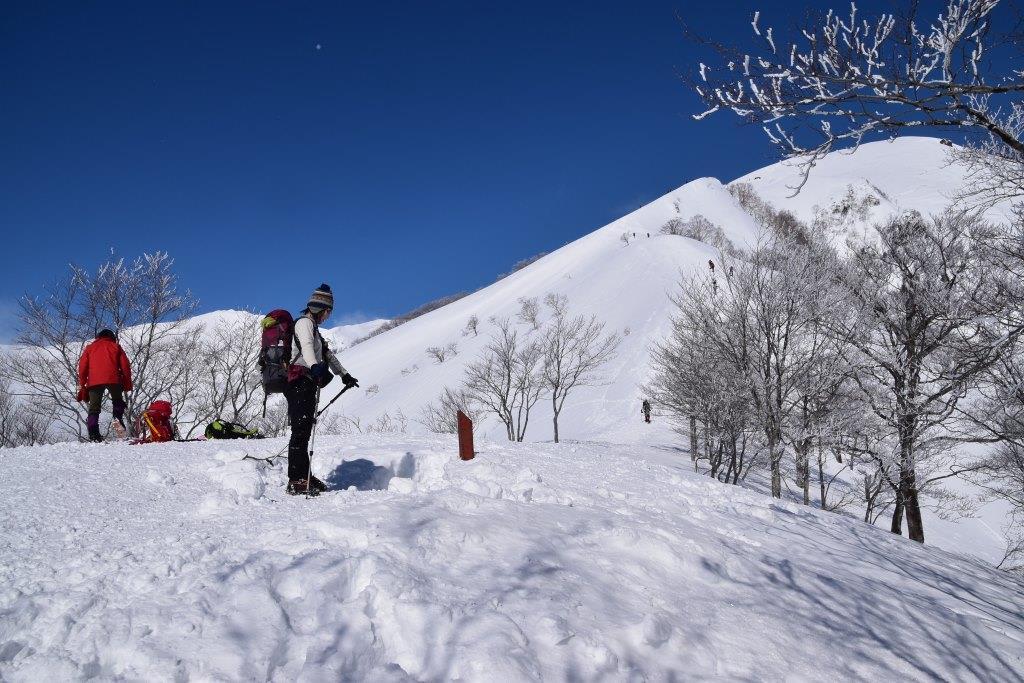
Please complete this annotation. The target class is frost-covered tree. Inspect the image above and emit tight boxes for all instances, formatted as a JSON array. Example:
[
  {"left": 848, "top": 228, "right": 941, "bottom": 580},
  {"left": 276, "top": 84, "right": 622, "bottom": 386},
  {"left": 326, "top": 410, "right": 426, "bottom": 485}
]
[
  {"left": 517, "top": 297, "right": 541, "bottom": 330},
  {"left": 426, "top": 343, "right": 458, "bottom": 364},
  {"left": 653, "top": 231, "right": 843, "bottom": 494},
  {"left": 465, "top": 319, "right": 544, "bottom": 441},
  {"left": 0, "top": 377, "right": 59, "bottom": 448},
  {"left": 543, "top": 292, "right": 568, "bottom": 317},
  {"left": 691, "top": 0, "right": 1024, "bottom": 194},
  {"left": 418, "top": 387, "right": 481, "bottom": 434},
  {"left": 831, "top": 211, "right": 1020, "bottom": 542},
  {"left": 183, "top": 315, "right": 265, "bottom": 437},
  {"left": 648, "top": 291, "right": 757, "bottom": 484},
  {"left": 661, "top": 214, "right": 740, "bottom": 255},
  {"left": 9, "top": 251, "right": 199, "bottom": 440},
  {"left": 784, "top": 329, "right": 852, "bottom": 506},
  {"left": 541, "top": 307, "right": 620, "bottom": 442},
  {"left": 463, "top": 315, "right": 480, "bottom": 337},
  {"left": 723, "top": 238, "right": 844, "bottom": 497},
  {"left": 961, "top": 343, "right": 1024, "bottom": 570}
]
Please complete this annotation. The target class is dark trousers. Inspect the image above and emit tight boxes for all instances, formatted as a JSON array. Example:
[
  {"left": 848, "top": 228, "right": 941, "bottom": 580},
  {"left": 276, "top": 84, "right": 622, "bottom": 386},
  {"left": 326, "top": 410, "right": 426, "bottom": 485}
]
[
  {"left": 87, "top": 384, "right": 125, "bottom": 418},
  {"left": 284, "top": 376, "right": 319, "bottom": 481}
]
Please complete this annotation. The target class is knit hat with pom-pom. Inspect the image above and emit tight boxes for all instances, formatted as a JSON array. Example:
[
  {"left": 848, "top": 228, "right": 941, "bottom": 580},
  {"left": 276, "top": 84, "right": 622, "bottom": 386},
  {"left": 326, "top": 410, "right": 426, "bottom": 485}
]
[{"left": 307, "top": 283, "right": 334, "bottom": 312}]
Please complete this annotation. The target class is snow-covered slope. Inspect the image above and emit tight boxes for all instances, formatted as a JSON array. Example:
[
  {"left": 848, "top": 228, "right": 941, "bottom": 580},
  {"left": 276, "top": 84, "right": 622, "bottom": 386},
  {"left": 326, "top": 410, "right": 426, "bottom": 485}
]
[
  {"left": 2, "top": 436, "right": 1022, "bottom": 680},
  {"left": 332, "top": 137, "right": 987, "bottom": 444},
  {"left": 185, "top": 309, "right": 388, "bottom": 352},
  {"left": 731, "top": 136, "right": 1010, "bottom": 225},
  {"left": 323, "top": 318, "right": 388, "bottom": 351}
]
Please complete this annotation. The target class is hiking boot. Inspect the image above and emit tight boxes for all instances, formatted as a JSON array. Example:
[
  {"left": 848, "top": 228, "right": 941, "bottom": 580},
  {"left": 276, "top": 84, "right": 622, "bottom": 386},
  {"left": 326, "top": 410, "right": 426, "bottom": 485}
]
[
  {"left": 88, "top": 425, "right": 103, "bottom": 443},
  {"left": 110, "top": 418, "right": 127, "bottom": 440},
  {"left": 309, "top": 475, "right": 327, "bottom": 493},
  {"left": 286, "top": 479, "right": 320, "bottom": 496}
]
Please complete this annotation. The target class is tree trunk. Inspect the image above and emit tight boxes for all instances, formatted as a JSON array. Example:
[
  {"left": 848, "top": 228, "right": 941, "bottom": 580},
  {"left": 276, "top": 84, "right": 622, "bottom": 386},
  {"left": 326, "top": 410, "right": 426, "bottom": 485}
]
[
  {"left": 552, "top": 395, "right": 560, "bottom": 443},
  {"left": 818, "top": 449, "right": 827, "bottom": 509},
  {"left": 901, "top": 471, "right": 925, "bottom": 543},
  {"left": 689, "top": 415, "right": 698, "bottom": 465},
  {"left": 726, "top": 435, "right": 739, "bottom": 484},
  {"left": 897, "top": 419, "right": 925, "bottom": 542},
  {"left": 795, "top": 441, "right": 810, "bottom": 505},
  {"left": 890, "top": 492, "right": 904, "bottom": 536},
  {"left": 769, "top": 430, "right": 782, "bottom": 498},
  {"left": 863, "top": 484, "right": 872, "bottom": 524}
]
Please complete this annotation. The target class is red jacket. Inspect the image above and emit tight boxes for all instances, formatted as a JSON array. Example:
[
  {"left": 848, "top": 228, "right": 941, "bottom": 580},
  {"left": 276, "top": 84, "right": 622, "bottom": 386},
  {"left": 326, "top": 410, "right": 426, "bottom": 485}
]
[{"left": 78, "top": 338, "right": 132, "bottom": 391}]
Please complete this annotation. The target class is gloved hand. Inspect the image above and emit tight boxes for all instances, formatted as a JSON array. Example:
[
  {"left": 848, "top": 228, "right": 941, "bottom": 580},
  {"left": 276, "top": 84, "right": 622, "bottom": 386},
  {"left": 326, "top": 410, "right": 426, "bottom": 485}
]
[
  {"left": 341, "top": 373, "right": 360, "bottom": 389},
  {"left": 310, "top": 362, "right": 333, "bottom": 387}
]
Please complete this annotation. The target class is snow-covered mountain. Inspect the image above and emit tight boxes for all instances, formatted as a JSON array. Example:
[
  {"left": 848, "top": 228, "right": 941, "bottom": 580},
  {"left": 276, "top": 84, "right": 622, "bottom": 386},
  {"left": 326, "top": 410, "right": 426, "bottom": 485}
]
[
  {"left": 332, "top": 137, "right": 992, "bottom": 443},
  {"left": 187, "top": 139, "right": 993, "bottom": 450}
]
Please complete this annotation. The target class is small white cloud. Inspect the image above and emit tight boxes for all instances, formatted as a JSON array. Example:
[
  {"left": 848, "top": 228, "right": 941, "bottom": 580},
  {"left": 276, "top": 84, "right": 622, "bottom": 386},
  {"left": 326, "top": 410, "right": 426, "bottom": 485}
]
[{"left": 315, "top": 43, "right": 322, "bottom": 51}]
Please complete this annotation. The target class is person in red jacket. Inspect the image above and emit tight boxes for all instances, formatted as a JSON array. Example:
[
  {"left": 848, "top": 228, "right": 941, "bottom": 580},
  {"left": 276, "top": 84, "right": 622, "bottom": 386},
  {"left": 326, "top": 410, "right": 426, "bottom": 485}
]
[{"left": 77, "top": 329, "right": 132, "bottom": 442}]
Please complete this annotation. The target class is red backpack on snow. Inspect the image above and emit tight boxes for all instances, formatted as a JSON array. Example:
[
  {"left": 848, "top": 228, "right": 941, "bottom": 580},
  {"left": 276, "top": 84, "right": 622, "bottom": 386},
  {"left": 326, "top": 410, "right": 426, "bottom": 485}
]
[{"left": 134, "top": 400, "right": 175, "bottom": 443}]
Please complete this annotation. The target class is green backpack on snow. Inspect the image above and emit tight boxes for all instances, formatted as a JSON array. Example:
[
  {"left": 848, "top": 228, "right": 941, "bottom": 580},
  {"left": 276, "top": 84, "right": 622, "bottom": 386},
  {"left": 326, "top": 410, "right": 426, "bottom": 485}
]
[{"left": 204, "top": 419, "right": 264, "bottom": 440}]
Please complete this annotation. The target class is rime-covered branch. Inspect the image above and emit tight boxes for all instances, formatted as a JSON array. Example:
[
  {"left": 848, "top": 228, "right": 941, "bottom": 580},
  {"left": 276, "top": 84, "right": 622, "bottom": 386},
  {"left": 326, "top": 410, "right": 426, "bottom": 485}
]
[{"left": 690, "top": 1, "right": 1023, "bottom": 194}]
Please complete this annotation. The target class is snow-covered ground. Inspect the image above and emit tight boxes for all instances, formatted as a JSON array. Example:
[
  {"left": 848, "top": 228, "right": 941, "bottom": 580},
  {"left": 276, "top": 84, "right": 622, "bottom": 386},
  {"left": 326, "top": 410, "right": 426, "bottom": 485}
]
[
  {"left": 2, "top": 436, "right": 1022, "bottom": 681},
  {"left": 5, "top": 137, "right": 1022, "bottom": 680}
]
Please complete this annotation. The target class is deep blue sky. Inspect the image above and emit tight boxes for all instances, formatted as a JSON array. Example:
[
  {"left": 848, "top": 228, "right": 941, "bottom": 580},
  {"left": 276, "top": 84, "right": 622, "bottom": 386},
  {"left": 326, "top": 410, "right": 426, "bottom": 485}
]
[{"left": 0, "top": 0, "right": 941, "bottom": 332}]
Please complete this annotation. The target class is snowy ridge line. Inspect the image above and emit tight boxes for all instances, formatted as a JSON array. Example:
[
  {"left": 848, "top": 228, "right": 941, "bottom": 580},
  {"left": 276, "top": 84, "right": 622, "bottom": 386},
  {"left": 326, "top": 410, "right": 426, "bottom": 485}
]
[
  {"left": 333, "top": 137, "right": 989, "bottom": 446},
  {"left": 1, "top": 435, "right": 1022, "bottom": 680}
]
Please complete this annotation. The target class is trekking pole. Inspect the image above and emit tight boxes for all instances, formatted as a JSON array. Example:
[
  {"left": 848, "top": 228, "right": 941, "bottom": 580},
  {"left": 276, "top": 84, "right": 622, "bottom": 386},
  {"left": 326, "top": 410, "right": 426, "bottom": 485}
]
[
  {"left": 243, "top": 385, "right": 355, "bottom": 465},
  {"left": 307, "top": 385, "right": 322, "bottom": 499},
  {"left": 243, "top": 440, "right": 288, "bottom": 463},
  {"left": 315, "top": 384, "right": 354, "bottom": 419}
]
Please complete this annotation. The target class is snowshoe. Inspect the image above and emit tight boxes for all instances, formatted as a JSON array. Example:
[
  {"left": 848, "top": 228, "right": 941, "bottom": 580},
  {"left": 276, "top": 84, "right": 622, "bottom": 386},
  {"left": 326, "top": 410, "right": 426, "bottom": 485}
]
[{"left": 286, "top": 479, "right": 320, "bottom": 496}]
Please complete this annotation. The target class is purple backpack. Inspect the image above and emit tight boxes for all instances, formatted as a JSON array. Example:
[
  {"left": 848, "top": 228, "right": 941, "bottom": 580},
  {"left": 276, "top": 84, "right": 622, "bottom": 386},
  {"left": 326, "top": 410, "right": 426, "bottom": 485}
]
[{"left": 259, "top": 309, "right": 295, "bottom": 395}]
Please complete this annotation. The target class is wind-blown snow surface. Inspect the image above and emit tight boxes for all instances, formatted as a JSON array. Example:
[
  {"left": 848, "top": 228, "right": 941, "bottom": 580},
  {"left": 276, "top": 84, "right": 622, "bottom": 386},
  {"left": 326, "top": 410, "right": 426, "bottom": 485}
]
[{"left": 2, "top": 437, "right": 1022, "bottom": 681}]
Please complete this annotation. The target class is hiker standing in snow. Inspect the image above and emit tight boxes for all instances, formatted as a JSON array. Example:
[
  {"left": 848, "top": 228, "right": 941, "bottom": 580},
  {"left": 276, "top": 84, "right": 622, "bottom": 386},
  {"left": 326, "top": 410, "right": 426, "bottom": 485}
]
[
  {"left": 285, "top": 284, "right": 359, "bottom": 495},
  {"left": 77, "top": 329, "right": 132, "bottom": 442},
  {"left": 642, "top": 399, "right": 652, "bottom": 424}
]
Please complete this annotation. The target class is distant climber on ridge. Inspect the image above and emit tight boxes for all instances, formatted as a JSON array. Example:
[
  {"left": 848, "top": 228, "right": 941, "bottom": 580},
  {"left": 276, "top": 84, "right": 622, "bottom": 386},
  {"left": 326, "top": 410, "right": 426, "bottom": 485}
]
[
  {"left": 77, "top": 329, "right": 132, "bottom": 442},
  {"left": 285, "top": 283, "right": 359, "bottom": 495},
  {"left": 642, "top": 399, "right": 652, "bottom": 424}
]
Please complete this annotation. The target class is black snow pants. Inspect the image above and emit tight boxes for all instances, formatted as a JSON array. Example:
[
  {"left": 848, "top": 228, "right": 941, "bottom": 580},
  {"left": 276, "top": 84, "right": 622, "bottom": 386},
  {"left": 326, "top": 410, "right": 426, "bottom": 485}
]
[{"left": 284, "top": 376, "right": 319, "bottom": 481}]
